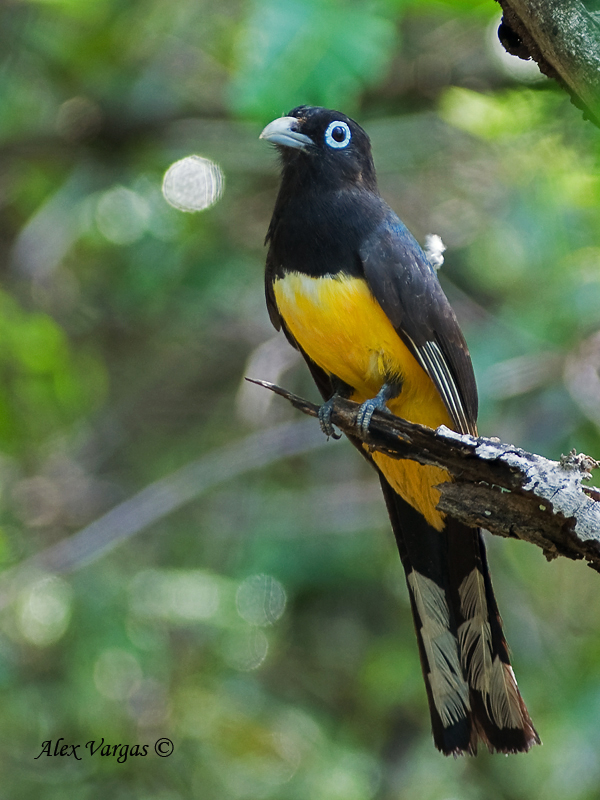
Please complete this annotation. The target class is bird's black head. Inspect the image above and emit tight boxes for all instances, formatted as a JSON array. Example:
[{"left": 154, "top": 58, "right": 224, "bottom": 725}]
[{"left": 260, "top": 105, "right": 377, "bottom": 192}]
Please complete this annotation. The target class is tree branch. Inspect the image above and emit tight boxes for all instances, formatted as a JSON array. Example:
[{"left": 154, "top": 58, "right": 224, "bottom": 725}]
[
  {"left": 248, "top": 379, "right": 600, "bottom": 572},
  {"left": 496, "top": 0, "right": 600, "bottom": 127}
]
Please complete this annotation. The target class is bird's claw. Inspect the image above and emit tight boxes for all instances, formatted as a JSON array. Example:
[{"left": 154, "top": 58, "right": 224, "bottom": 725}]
[
  {"left": 318, "top": 398, "right": 342, "bottom": 439},
  {"left": 356, "top": 397, "right": 389, "bottom": 437},
  {"left": 356, "top": 382, "right": 399, "bottom": 437}
]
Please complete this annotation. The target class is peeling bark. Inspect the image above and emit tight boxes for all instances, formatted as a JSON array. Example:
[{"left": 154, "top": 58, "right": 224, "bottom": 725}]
[{"left": 251, "top": 379, "right": 600, "bottom": 572}]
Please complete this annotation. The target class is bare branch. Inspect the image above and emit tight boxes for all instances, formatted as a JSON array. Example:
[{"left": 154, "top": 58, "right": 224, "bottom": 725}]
[{"left": 249, "top": 379, "right": 600, "bottom": 572}]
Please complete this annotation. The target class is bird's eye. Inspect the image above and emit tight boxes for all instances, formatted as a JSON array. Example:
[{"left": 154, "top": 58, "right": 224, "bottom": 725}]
[{"left": 324, "top": 121, "right": 351, "bottom": 149}]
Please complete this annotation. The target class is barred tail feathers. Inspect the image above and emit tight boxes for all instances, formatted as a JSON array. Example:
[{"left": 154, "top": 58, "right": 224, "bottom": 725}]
[
  {"left": 461, "top": 528, "right": 540, "bottom": 752},
  {"left": 381, "top": 478, "right": 539, "bottom": 755},
  {"left": 379, "top": 476, "right": 475, "bottom": 754}
]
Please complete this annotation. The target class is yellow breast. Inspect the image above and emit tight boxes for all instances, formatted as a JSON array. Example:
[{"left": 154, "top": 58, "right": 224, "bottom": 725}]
[{"left": 273, "top": 272, "right": 454, "bottom": 530}]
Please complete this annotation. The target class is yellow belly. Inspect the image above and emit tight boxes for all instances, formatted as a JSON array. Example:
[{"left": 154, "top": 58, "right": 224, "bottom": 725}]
[{"left": 273, "top": 272, "right": 454, "bottom": 530}]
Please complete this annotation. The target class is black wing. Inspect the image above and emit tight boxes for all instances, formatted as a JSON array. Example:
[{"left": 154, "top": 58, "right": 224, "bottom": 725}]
[{"left": 359, "top": 214, "right": 478, "bottom": 436}]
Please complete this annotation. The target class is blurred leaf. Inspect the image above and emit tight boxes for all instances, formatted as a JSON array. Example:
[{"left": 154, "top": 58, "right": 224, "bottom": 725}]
[
  {"left": 228, "top": 0, "right": 398, "bottom": 119},
  {"left": 0, "top": 293, "right": 106, "bottom": 451},
  {"left": 440, "top": 86, "right": 556, "bottom": 140}
]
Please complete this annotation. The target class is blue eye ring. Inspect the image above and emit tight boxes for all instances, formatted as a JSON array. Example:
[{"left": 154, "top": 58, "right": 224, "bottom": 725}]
[{"left": 324, "top": 121, "right": 351, "bottom": 149}]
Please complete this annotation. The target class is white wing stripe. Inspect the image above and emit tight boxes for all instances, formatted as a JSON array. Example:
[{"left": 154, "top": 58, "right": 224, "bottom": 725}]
[
  {"left": 428, "top": 341, "right": 469, "bottom": 432},
  {"left": 406, "top": 335, "right": 471, "bottom": 434},
  {"left": 423, "top": 341, "right": 464, "bottom": 428}
]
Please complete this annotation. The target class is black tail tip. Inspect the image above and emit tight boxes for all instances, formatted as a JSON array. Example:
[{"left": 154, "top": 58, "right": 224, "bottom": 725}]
[{"left": 436, "top": 724, "right": 541, "bottom": 756}]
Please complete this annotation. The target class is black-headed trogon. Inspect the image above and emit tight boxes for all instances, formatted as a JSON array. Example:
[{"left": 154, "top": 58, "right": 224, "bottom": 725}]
[{"left": 260, "top": 105, "right": 539, "bottom": 756}]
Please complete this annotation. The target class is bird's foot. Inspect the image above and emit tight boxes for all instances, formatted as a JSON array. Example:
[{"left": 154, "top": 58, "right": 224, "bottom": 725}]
[
  {"left": 356, "top": 382, "right": 401, "bottom": 437},
  {"left": 318, "top": 397, "right": 342, "bottom": 440},
  {"left": 356, "top": 397, "right": 389, "bottom": 437}
]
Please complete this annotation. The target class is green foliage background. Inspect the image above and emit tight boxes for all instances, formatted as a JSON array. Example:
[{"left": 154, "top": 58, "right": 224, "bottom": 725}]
[{"left": 1, "top": 0, "right": 600, "bottom": 797}]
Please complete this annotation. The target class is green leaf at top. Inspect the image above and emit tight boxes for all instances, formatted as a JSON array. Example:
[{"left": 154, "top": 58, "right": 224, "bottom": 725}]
[{"left": 228, "top": 0, "right": 398, "bottom": 119}]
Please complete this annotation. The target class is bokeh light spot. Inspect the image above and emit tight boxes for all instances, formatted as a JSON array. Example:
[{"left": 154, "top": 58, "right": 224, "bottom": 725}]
[
  {"left": 95, "top": 186, "right": 150, "bottom": 244},
  {"left": 93, "top": 648, "right": 142, "bottom": 701},
  {"left": 127, "top": 678, "right": 170, "bottom": 727},
  {"left": 162, "top": 155, "right": 224, "bottom": 212},
  {"left": 169, "top": 571, "right": 221, "bottom": 620},
  {"left": 236, "top": 574, "right": 286, "bottom": 626},
  {"left": 222, "top": 627, "right": 268, "bottom": 672},
  {"left": 55, "top": 96, "right": 102, "bottom": 142},
  {"left": 18, "top": 574, "right": 72, "bottom": 647},
  {"left": 129, "top": 569, "right": 221, "bottom": 622},
  {"left": 319, "top": 753, "right": 381, "bottom": 800}
]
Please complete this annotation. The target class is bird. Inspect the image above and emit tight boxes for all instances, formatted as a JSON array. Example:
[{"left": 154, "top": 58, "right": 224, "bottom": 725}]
[
  {"left": 259, "top": 105, "right": 539, "bottom": 756},
  {"left": 260, "top": 105, "right": 541, "bottom": 756}
]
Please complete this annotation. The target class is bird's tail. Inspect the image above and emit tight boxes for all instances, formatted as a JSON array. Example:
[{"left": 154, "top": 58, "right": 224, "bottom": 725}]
[{"left": 379, "top": 477, "right": 540, "bottom": 755}]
